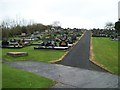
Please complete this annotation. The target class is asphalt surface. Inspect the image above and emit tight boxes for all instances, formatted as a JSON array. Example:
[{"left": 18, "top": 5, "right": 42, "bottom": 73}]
[
  {"left": 5, "top": 61, "right": 119, "bottom": 88},
  {"left": 56, "top": 31, "right": 106, "bottom": 72}
]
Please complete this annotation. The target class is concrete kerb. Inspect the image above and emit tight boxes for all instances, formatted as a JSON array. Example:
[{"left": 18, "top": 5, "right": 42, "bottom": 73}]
[
  {"left": 49, "top": 31, "right": 86, "bottom": 64},
  {"left": 89, "top": 32, "right": 114, "bottom": 74}
]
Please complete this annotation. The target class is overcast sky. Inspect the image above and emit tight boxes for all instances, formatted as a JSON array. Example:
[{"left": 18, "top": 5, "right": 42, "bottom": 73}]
[{"left": 0, "top": 0, "right": 119, "bottom": 29}]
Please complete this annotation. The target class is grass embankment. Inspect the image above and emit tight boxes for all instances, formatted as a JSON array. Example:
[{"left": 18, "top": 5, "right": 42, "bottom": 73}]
[
  {"left": 92, "top": 37, "right": 119, "bottom": 75},
  {"left": 2, "top": 46, "right": 65, "bottom": 62},
  {"left": 2, "top": 64, "right": 56, "bottom": 88}
]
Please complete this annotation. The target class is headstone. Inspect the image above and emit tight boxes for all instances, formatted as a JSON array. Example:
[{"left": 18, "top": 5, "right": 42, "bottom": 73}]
[
  {"left": 71, "top": 35, "right": 77, "bottom": 41},
  {"left": 59, "top": 41, "right": 68, "bottom": 47},
  {"left": 31, "top": 34, "right": 34, "bottom": 38},
  {"left": 2, "top": 40, "right": 9, "bottom": 47},
  {"left": 68, "top": 39, "right": 73, "bottom": 44},
  {"left": 10, "top": 39, "right": 16, "bottom": 43},
  {"left": 18, "top": 40, "right": 24, "bottom": 47},
  {"left": 21, "top": 33, "right": 26, "bottom": 37}
]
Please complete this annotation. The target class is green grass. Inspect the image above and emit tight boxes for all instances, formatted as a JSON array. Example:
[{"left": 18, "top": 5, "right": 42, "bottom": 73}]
[
  {"left": 31, "top": 40, "right": 42, "bottom": 44},
  {"left": 0, "top": 48, "right": 2, "bottom": 57},
  {"left": 2, "top": 46, "right": 65, "bottom": 62},
  {"left": 2, "top": 64, "right": 56, "bottom": 88},
  {"left": 92, "top": 37, "right": 119, "bottom": 75},
  {"left": 0, "top": 48, "right": 2, "bottom": 89},
  {"left": 0, "top": 67, "right": 1, "bottom": 88}
]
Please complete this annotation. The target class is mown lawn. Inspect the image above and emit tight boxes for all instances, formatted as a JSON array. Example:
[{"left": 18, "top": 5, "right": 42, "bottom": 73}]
[
  {"left": 0, "top": 48, "right": 2, "bottom": 89},
  {"left": 0, "top": 63, "right": 1, "bottom": 89},
  {"left": 2, "top": 64, "right": 56, "bottom": 88},
  {"left": 2, "top": 46, "right": 65, "bottom": 62},
  {"left": 0, "top": 48, "right": 2, "bottom": 59},
  {"left": 92, "top": 37, "right": 119, "bottom": 75}
]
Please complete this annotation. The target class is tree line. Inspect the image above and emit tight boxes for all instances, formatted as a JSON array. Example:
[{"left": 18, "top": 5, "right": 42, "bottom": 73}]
[
  {"left": 0, "top": 18, "right": 52, "bottom": 39},
  {"left": 0, "top": 17, "right": 119, "bottom": 40}
]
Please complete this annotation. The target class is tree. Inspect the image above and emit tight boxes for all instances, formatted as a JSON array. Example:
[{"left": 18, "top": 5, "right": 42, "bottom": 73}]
[
  {"left": 115, "top": 19, "right": 120, "bottom": 35},
  {"left": 104, "top": 22, "right": 114, "bottom": 30},
  {"left": 0, "top": 27, "right": 2, "bottom": 40},
  {"left": 0, "top": 17, "right": 51, "bottom": 38},
  {"left": 104, "top": 22, "right": 115, "bottom": 37},
  {"left": 0, "top": 20, "right": 10, "bottom": 38},
  {"left": 51, "top": 21, "right": 61, "bottom": 30}
]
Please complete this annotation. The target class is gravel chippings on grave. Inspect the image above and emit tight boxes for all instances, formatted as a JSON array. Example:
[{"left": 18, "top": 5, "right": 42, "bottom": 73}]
[{"left": 5, "top": 61, "right": 118, "bottom": 88}]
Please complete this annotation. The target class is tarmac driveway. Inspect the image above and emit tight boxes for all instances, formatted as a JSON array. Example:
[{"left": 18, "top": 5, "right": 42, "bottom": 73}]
[
  {"left": 5, "top": 61, "right": 119, "bottom": 88},
  {"left": 56, "top": 30, "right": 106, "bottom": 72}
]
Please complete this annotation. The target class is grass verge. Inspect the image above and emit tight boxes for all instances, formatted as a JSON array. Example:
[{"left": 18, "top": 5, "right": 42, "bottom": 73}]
[
  {"left": 0, "top": 63, "right": 2, "bottom": 89},
  {"left": 91, "top": 37, "right": 119, "bottom": 75},
  {"left": 0, "top": 48, "right": 2, "bottom": 89},
  {"left": 2, "top": 64, "right": 56, "bottom": 88},
  {"left": 2, "top": 46, "right": 65, "bottom": 63}
]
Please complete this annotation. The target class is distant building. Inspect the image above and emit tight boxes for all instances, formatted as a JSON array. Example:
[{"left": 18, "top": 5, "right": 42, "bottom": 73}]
[{"left": 118, "top": 1, "right": 120, "bottom": 19}]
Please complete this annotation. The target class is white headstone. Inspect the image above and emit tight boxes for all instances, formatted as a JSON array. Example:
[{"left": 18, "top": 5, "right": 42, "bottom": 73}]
[
  {"left": 21, "top": 33, "right": 26, "bottom": 36},
  {"left": 118, "top": 1, "right": 120, "bottom": 19},
  {"left": 31, "top": 34, "right": 34, "bottom": 38}
]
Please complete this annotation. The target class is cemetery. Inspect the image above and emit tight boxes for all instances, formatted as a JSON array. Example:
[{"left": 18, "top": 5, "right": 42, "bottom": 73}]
[
  {"left": 1, "top": 19, "right": 119, "bottom": 88},
  {"left": 1, "top": 26, "right": 119, "bottom": 88},
  {"left": 1, "top": 38, "right": 31, "bottom": 48},
  {"left": 1, "top": 28, "right": 83, "bottom": 51},
  {"left": 1, "top": 28, "right": 84, "bottom": 62},
  {"left": 1, "top": 0, "right": 120, "bottom": 88},
  {"left": 32, "top": 28, "right": 82, "bottom": 50}
]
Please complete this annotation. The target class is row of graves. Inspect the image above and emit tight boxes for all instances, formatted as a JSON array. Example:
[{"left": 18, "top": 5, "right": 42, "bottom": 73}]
[
  {"left": 1, "top": 28, "right": 83, "bottom": 50},
  {"left": 33, "top": 29, "right": 82, "bottom": 50},
  {"left": 1, "top": 29, "right": 83, "bottom": 57},
  {"left": 1, "top": 38, "right": 31, "bottom": 48},
  {"left": 91, "top": 29, "right": 119, "bottom": 41},
  {"left": 92, "top": 19, "right": 120, "bottom": 41},
  {"left": 1, "top": 32, "right": 41, "bottom": 48}
]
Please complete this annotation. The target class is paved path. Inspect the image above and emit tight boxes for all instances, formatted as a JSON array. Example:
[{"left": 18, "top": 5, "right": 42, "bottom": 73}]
[
  {"left": 5, "top": 61, "right": 118, "bottom": 88},
  {"left": 56, "top": 31, "right": 106, "bottom": 72}
]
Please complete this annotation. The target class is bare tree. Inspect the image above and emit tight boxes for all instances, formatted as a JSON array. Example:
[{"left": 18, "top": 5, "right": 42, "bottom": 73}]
[{"left": 51, "top": 21, "right": 61, "bottom": 30}]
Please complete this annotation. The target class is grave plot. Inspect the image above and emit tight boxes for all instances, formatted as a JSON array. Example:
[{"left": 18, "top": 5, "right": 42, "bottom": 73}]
[
  {"left": 23, "top": 33, "right": 40, "bottom": 42},
  {"left": 7, "top": 52, "right": 28, "bottom": 57},
  {"left": 1, "top": 39, "right": 31, "bottom": 49},
  {"left": 1, "top": 39, "right": 23, "bottom": 48},
  {"left": 34, "top": 34, "right": 69, "bottom": 50}
]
